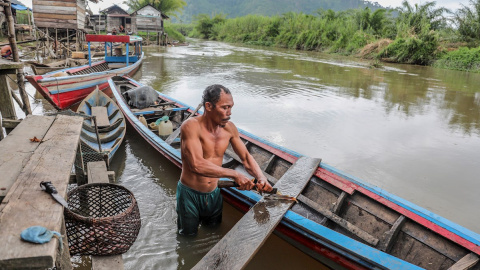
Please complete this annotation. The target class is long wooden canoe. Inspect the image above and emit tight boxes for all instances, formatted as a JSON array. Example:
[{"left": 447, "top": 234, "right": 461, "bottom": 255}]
[
  {"left": 76, "top": 88, "right": 126, "bottom": 163},
  {"left": 108, "top": 76, "right": 480, "bottom": 270},
  {"left": 26, "top": 35, "right": 144, "bottom": 110}
]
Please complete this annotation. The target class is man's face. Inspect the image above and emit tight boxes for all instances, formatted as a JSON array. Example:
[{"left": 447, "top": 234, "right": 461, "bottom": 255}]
[{"left": 207, "top": 91, "right": 234, "bottom": 127}]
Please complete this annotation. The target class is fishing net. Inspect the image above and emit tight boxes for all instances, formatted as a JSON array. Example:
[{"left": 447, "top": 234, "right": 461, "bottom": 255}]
[
  {"left": 64, "top": 183, "right": 141, "bottom": 255},
  {"left": 123, "top": 85, "right": 159, "bottom": 109}
]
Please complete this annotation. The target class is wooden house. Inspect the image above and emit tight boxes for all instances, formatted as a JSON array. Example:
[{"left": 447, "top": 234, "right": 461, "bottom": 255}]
[
  {"left": 130, "top": 4, "right": 169, "bottom": 33},
  {"left": 100, "top": 5, "right": 131, "bottom": 33},
  {"left": 32, "top": 0, "right": 99, "bottom": 30},
  {"left": 87, "top": 14, "right": 107, "bottom": 32}
]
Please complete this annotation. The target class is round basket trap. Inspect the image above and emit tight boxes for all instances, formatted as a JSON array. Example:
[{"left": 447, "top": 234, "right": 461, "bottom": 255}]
[{"left": 64, "top": 183, "right": 141, "bottom": 255}]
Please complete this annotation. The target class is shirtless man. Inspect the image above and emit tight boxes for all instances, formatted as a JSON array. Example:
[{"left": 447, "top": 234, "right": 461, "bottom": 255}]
[{"left": 177, "top": 84, "right": 273, "bottom": 235}]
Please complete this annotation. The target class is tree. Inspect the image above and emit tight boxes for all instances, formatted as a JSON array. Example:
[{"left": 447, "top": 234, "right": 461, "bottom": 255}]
[
  {"left": 123, "top": 0, "right": 187, "bottom": 17},
  {"left": 454, "top": 0, "right": 480, "bottom": 43},
  {"left": 396, "top": 0, "right": 450, "bottom": 36}
]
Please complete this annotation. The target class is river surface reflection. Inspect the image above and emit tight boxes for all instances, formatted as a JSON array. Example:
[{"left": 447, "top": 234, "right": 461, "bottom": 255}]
[{"left": 20, "top": 38, "right": 480, "bottom": 269}]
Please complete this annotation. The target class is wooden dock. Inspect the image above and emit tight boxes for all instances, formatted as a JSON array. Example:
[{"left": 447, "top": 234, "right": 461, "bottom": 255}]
[{"left": 0, "top": 114, "right": 83, "bottom": 269}]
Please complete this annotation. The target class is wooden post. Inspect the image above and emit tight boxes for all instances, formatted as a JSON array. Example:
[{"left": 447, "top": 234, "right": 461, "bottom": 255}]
[
  {"left": 0, "top": 116, "right": 3, "bottom": 141},
  {"left": 0, "top": 68, "right": 17, "bottom": 120},
  {"left": 3, "top": 0, "right": 32, "bottom": 115},
  {"left": 67, "top": 29, "right": 70, "bottom": 56}
]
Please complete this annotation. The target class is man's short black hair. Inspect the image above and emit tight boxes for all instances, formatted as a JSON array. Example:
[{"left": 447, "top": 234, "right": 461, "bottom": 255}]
[{"left": 202, "top": 84, "right": 231, "bottom": 108}]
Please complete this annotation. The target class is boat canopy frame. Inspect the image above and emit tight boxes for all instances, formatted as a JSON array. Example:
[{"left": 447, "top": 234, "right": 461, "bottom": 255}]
[{"left": 85, "top": 35, "right": 143, "bottom": 67}]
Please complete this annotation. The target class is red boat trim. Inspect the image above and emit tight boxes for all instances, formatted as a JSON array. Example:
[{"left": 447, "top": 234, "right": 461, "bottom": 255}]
[
  {"left": 238, "top": 133, "right": 297, "bottom": 164},
  {"left": 86, "top": 35, "right": 130, "bottom": 43}
]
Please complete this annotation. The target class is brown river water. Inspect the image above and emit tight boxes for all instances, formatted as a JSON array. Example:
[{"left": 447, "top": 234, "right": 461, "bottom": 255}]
[{"left": 17, "top": 38, "right": 480, "bottom": 269}]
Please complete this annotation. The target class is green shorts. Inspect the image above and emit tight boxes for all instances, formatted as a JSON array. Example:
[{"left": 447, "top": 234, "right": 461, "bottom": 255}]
[{"left": 176, "top": 181, "right": 223, "bottom": 235}]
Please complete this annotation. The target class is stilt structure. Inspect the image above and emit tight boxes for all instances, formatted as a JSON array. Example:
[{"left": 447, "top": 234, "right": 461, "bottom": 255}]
[{"left": 2, "top": 0, "right": 32, "bottom": 115}]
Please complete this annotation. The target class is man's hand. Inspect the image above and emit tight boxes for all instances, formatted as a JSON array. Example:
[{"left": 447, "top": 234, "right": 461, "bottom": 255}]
[
  {"left": 234, "top": 173, "right": 255, "bottom": 190},
  {"left": 256, "top": 177, "right": 273, "bottom": 193}
]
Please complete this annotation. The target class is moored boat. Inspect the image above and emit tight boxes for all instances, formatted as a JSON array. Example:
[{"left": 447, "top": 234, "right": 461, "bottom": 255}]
[
  {"left": 108, "top": 76, "right": 480, "bottom": 270},
  {"left": 26, "top": 35, "right": 144, "bottom": 110},
  {"left": 76, "top": 87, "right": 126, "bottom": 163}
]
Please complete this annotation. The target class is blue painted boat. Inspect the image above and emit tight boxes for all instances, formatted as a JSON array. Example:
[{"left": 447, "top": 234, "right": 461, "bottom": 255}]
[
  {"left": 108, "top": 76, "right": 480, "bottom": 270},
  {"left": 77, "top": 88, "right": 126, "bottom": 163}
]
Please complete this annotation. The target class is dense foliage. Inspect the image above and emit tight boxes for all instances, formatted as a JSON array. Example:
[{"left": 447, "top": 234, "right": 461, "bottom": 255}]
[
  {"left": 173, "top": 0, "right": 384, "bottom": 23},
  {"left": 181, "top": 0, "right": 480, "bottom": 71}
]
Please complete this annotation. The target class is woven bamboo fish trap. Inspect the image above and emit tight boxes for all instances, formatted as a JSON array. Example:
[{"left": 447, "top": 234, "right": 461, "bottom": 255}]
[{"left": 64, "top": 183, "right": 141, "bottom": 255}]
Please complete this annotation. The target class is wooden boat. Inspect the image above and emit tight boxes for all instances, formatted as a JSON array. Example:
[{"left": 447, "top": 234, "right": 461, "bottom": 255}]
[
  {"left": 76, "top": 87, "right": 126, "bottom": 163},
  {"left": 26, "top": 35, "right": 144, "bottom": 110},
  {"left": 108, "top": 76, "right": 480, "bottom": 270},
  {"left": 28, "top": 59, "right": 89, "bottom": 75}
]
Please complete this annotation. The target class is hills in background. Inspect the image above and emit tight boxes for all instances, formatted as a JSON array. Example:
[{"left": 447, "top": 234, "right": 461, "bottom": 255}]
[{"left": 172, "top": 0, "right": 385, "bottom": 23}]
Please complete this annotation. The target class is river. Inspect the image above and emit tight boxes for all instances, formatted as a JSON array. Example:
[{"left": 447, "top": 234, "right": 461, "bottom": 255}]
[{"left": 19, "top": 38, "right": 480, "bottom": 269}]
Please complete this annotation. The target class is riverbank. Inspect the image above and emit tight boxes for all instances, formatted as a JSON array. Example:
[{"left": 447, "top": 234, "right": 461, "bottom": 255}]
[{"left": 174, "top": 7, "right": 480, "bottom": 73}]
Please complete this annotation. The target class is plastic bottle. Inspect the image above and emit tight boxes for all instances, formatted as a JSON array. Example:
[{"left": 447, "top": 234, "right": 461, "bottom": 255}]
[
  {"left": 139, "top": 115, "right": 147, "bottom": 127},
  {"left": 158, "top": 117, "right": 173, "bottom": 136}
]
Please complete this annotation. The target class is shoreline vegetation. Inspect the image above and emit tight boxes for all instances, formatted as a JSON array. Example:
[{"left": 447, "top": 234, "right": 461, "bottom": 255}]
[{"left": 169, "top": 0, "right": 480, "bottom": 73}]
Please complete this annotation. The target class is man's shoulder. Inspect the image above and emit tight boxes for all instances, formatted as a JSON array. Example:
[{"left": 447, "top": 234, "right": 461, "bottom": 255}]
[{"left": 181, "top": 117, "right": 201, "bottom": 134}]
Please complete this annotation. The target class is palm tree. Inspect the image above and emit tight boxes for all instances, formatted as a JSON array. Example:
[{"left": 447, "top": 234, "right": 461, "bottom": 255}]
[
  {"left": 454, "top": 0, "right": 480, "bottom": 42},
  {"left": 396, "top": 0, "right": 450, "bottom": 35}
]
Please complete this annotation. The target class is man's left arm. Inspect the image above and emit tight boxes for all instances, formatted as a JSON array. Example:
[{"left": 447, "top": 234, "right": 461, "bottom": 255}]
[{"left": 229, "top": 123, "right": 273, "bottom": 192}]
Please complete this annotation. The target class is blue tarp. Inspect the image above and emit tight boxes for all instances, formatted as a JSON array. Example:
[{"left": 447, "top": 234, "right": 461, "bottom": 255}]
[{"left": 11, "top": 4, "right": 28, "bottom": 10}]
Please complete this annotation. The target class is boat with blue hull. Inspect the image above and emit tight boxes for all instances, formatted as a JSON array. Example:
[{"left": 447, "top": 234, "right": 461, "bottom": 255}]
[
  {"left": 108, "top": 76, "right": 480, "bottom": 270},
  {"left": 77, "top": 88, "right": 126, "bottom": 163}
]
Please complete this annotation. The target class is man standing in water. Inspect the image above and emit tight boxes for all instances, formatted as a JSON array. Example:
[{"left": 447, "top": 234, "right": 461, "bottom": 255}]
[{"left": 177, "top": 84, "right": 273, "bottom": 235}]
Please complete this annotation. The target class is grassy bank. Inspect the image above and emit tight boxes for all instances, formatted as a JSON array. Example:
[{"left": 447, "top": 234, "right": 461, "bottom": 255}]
[{"left": 178, "top": 4, "right": 480, "bottom": 73}]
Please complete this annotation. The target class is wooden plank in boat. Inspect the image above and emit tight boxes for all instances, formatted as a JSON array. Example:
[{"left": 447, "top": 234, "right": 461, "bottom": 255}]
[
  {"left": 448, "top": 253, "right": 479, "bottom": 270},
  {"left": 192, "top": 156, "right": 321, "bottom": 270},
  {"left": 298, "top": 194, "right": 379, "bottom": 246},
  {"left": 92, "top": 106, "right": 110, "bottom": 128}
]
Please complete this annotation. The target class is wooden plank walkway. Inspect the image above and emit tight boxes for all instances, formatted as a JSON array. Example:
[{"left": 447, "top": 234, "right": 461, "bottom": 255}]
[
  {"left": 0, "top": 115, "right": 55, "bottom": 202},
  {"left": 193, "top": 156, "right": 321, "bottom": 270},
  {"left": 86, "top": 161, "right": 125, "bottom": 270},
  {"left": 0, "top": 114, "right": 83, "bottom": 269}
]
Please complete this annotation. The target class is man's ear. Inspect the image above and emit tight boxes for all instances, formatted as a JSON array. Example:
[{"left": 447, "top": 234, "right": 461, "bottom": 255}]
[{"left": 205, "top": 102, "right": 213, "bottom": 112}]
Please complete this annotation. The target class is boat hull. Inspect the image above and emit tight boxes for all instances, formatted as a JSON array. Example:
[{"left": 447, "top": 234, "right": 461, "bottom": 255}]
[
  {"left": 76, "top": 88, "right": 126, "bottom": 164},
  {"left": 108, "top": 77, "right": 480, "bottom": 270}
]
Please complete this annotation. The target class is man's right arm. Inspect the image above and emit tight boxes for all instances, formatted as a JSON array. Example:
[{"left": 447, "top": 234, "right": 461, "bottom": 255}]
[{"left": 180, "top": 120, "right": 253, "bottom": 189}]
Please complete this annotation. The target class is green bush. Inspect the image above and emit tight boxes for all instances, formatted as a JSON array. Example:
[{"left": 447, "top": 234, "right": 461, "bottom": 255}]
[
  {"left": 378, "top": 30, "right": 439, "bottom": 65},
  {"left": 434, "top": 47, "right": 480, "bottom": 72}
]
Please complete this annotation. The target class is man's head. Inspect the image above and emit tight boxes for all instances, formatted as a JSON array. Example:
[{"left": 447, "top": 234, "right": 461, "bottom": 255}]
[
  {"left": 202, "top": 84, "right": 233, "bottom": 127},
  {"left": 202, "top": 84, "right": 231, "bottom": 108}
]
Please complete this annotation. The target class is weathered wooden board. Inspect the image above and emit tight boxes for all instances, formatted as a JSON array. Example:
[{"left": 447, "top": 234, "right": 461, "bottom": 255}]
[
  {"left": 192, "top": 156, "right": 321, "bottom": 270},
  {"left": 448, "top": 253, "right": 479, "bottom": 270},
  {"left": 34, "top": 0, "right": 77, "bottom": 7},
  {"left": 0, "top": 115, "right": 55, "bottom": 202},
  {"left": 92, "top": 106, "right": 110, "bottom": 128},
  {"left": 86, "top": 161, "right": 125, "bottom": 270},
  {"left": 0, "top": 114, "right": 83, "bottom": 269}
]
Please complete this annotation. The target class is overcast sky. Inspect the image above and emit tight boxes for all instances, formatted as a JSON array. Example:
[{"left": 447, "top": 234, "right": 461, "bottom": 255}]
[{"left": 20, "top": 0, "right": 472, "bottom": 14}]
